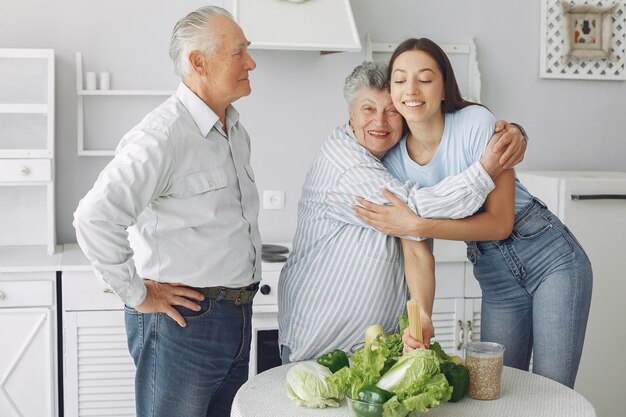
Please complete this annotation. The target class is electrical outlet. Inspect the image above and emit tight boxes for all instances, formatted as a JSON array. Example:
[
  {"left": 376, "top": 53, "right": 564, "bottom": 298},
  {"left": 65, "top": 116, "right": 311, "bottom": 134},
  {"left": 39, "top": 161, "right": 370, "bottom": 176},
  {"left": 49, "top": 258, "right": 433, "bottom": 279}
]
[{"left": 263, "top": 190, "right": 285, "bottom": 210}]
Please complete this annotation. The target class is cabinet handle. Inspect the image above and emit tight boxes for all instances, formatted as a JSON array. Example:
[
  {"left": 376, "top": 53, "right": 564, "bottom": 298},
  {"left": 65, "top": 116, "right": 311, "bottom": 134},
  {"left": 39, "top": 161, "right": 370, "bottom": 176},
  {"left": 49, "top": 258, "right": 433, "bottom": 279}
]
[
  {"left": 466, "top": 321, "right": 473, "bottom": 344},
  {"left": 457, "top": 320, "right": 464, "bottom": 350},
  {"left": 571, "top": 194, "right": 626, "bottom": 200},
  {"left": 20, "top": 166, "right": 31, "bottom": 176},
  {"left": 102, "top": 287, "right": 114, "bottom": 294},
  {"left": 0, "top": 291, "right": 4, "bottom": 300}
]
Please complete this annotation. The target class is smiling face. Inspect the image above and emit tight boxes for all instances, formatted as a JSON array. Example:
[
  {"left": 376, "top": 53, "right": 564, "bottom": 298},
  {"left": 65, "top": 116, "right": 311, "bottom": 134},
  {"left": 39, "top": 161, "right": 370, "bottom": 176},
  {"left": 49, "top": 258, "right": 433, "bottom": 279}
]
[
  {"left": 348, "top": 88, "right": 404, "bottom": 159},
  {"left": 389, "top": 50, "right": 445, "bottom": 125}
]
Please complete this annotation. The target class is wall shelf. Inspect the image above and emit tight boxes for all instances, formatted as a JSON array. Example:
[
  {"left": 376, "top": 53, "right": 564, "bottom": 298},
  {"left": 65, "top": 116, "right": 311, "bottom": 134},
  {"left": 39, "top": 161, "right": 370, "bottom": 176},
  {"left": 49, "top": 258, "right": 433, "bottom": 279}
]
[
  {"left": 0, "top": 103, "right": 48, "bottom": 113},
  {"left": 77, "top": 89, "right": 173, "bottom": 96},
  {"left": 75, "top": 52, "right": 174, "bottom": 156}
]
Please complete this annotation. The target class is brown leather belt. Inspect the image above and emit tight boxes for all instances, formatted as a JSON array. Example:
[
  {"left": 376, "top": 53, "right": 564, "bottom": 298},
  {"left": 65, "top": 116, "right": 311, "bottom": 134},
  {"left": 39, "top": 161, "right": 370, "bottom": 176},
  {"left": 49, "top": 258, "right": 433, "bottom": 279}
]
[{"left": 193, "top": 282, "right": 259, "bottom": 305}]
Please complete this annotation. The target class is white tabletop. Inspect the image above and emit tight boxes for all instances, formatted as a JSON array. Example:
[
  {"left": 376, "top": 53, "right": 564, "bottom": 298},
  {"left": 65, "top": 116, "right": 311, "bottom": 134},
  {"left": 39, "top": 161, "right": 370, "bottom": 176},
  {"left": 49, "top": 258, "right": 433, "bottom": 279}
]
[{"left": 231, "top": 363, "right": 596, "bottom": 417}]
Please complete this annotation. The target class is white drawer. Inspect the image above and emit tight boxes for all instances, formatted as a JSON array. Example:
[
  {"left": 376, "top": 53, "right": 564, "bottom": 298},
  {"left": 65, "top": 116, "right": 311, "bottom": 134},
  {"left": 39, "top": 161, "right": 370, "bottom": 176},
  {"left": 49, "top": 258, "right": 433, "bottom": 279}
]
[
  {"left": 0, "top": 158, "right": 51, "bottom": 182},
  {"left": 0, "top": 280, "right": 54, "bottom": 307},
  {"left": 62, "top": 271, "right": 124, "bottom": 311}
]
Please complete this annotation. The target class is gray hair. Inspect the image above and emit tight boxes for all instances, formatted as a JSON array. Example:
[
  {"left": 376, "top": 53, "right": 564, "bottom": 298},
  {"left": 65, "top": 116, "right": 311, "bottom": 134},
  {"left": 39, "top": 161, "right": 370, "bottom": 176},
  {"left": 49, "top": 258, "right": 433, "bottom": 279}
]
[
  {"left": 169, "top": 6, "right": 234, "bottom": 77},
  {"left": 343, "top": 61, "right": 389, "bottom": 108}
]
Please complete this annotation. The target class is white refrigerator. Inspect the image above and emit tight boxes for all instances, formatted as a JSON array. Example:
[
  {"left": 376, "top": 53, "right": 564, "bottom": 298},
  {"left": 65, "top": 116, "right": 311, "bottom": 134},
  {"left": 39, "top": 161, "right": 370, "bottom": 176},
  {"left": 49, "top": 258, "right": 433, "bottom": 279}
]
[{"left": 518, "top": 171, "right": 626, "bottom": 417}]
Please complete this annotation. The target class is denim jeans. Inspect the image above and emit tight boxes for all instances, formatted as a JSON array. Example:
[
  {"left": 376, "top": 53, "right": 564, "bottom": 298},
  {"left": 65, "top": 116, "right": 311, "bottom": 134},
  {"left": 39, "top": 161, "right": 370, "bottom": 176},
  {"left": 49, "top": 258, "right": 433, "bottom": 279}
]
[
  {"left": 281, "top": 345, "right": 292, "bottom": 365},
  {"left": 124, "top": 296, "right": 252, "bottom": 417},
  {"left": 466, "top": 198, "right": 592, "bottom": 388}
]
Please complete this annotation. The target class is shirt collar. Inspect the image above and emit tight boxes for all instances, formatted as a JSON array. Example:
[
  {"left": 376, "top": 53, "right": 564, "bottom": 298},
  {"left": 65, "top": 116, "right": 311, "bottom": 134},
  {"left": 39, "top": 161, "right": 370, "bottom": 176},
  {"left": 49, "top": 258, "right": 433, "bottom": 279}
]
[
  {"left": 176, "top": 82, "right": 240, "bottom": 137},
  {"left": 343, "top": 122, "right": 359, "bottom": 142}
]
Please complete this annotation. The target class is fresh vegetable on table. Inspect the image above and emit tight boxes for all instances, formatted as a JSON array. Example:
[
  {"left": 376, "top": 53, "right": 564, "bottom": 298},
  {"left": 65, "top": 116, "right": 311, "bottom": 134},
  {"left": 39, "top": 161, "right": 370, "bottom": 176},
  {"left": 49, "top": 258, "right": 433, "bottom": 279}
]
[
  {"left": 357, "top": 384, "right": 394, "bottom": 404},
  {"left": 430, "top": 341, "right": 469, "bottom": 402},
  {"left": 364, "top": 324, "right": 386, "bottom": 346},
  {"left": 285, "top": 315, "right": 467, "bottom": 415},
  {"left": 350, "top": 385, "right": 395, "bottom": 417},
  {"left": 317, "top": 349, "right": 350, "bottom": 373},
  {"left": 375, "top": 348, "right": 452, "bottom": 415},
  {"left": 439, "top": 361, "right": 469, "bottom": 402},
  {"left": 329, "top": 335, "right": 391, "bottom": 400},
  {"left": 284, "top": 362, "right": 343, "bottom": 408}
]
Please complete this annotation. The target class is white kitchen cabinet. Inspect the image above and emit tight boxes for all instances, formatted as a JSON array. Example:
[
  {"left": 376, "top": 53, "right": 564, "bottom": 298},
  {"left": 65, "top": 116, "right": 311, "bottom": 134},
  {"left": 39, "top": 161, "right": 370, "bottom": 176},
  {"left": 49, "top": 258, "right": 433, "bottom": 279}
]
[
  {"left": 0, "top": 49, "right": 56, "bottom": 254},
  {"left": 430, "top": 239, "right": 482, "bottom": 357},
  {"left": 232, "top": 0, "right": 361, "bottom": 52},
  {"left": 518, "top": 171, "right": 626, "bottom": 417},
  {"left": 61, "top": 244, "right": 136, "bottom": 417},
  {"left": 63, "top": 309, "right": 135, "bottom": 417},
  {"left": 431, "top": 298, "right": 481, "bottom": 357},
  {"left": 0, "top": 263, "right": 58, "bottom": 417}
]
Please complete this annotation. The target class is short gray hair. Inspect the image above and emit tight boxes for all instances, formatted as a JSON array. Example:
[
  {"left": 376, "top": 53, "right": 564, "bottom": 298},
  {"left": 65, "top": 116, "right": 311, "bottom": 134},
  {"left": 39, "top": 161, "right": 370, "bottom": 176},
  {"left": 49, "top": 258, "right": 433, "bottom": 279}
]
[
  {"left": 169, "top": 6, "right": 234, "bottom": 77},
  {"left": 343, "top": 61, "right": 389, "bottom": 108}
]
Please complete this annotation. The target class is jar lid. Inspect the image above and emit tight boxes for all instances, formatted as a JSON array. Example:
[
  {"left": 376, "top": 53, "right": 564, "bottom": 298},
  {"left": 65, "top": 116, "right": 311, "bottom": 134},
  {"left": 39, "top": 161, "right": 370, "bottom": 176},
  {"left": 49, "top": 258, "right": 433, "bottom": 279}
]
[{"left": 464, "top": 341, "right": 506, "bottom": 356}]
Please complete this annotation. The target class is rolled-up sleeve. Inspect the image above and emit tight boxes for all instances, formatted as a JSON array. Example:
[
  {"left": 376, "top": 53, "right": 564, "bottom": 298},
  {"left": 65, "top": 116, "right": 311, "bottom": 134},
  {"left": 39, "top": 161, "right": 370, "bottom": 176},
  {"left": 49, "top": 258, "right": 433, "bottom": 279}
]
[{"left": 323, "top": 126, "right": 494, "bottom": 238}]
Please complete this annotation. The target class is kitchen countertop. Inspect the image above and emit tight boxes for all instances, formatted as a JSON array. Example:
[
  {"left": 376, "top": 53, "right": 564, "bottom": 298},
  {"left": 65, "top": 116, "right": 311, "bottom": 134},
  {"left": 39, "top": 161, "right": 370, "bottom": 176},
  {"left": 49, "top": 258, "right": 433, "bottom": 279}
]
[
  {"left": 0, "top": 240, "right": 465, "bottom": 276},
  {"left": 0, "top": 245, "right": 63, "bottom": 272}
]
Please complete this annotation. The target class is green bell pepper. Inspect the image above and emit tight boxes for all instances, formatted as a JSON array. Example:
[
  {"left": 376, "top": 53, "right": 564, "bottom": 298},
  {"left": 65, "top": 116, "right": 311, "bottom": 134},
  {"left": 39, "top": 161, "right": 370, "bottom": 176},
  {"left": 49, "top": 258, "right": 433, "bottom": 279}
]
[
  {"left": 440, "top": 361, "right": 469, "bottom": 402},
  {"left": 351, "top": 384, "right": 394, "bottom": 417},
  {"left": 316, "top": 349, "right": 349, "bottom": 373},
  {"left": 356, "top": 384, "right": 394, "bottom": 404}
]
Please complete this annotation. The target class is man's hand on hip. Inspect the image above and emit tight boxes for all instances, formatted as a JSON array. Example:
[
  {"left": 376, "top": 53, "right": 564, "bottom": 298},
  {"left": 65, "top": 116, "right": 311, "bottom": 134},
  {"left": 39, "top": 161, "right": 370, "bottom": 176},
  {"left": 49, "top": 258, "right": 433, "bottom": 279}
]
[{"left": 135, "top": 280, "right": 205, "bottom": 327}]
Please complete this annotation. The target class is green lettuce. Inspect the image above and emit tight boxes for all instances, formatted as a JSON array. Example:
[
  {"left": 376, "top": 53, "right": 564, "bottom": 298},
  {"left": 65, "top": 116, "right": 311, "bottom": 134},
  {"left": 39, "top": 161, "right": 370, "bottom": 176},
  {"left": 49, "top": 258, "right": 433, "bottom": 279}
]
[
  {"left": 329, "top": 336, "right": 389, "bottom": 399},
  {"left": 376, "top": 348, "right": 452, "bottom": 416}
]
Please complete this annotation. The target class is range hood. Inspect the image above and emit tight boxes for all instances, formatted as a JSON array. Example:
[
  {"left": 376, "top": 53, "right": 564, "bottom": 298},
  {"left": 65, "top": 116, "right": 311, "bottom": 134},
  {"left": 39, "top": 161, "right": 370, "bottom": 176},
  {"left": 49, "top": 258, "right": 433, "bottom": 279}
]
[{"left": 232, "top": 0, "right": 361, "bottom": 52}]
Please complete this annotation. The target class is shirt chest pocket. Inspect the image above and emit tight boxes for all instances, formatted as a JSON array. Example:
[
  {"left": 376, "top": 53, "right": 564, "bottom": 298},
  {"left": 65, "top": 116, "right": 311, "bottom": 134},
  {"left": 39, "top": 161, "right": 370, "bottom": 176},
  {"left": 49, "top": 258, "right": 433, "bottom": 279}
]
[{"left": 185, "top": 168, "right": 228, "bottom": 195}]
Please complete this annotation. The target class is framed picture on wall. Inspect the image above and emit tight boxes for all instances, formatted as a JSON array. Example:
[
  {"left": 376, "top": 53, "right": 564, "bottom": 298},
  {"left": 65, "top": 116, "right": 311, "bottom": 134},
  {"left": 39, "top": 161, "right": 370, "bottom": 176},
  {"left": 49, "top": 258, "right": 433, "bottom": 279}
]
[
  {"left": 562, "top": 2, "right": 618, "bottom": 60},
  {"left": 540, "top": 0, "right": 626, "bottom": 80}
]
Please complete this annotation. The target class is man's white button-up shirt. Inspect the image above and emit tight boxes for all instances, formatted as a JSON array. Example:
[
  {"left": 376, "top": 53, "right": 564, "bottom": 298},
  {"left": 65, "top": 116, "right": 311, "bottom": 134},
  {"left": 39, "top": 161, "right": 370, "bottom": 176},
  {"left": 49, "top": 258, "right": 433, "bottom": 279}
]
[{"left": 74, "top": 82, "right": 262, "bottom": 307}]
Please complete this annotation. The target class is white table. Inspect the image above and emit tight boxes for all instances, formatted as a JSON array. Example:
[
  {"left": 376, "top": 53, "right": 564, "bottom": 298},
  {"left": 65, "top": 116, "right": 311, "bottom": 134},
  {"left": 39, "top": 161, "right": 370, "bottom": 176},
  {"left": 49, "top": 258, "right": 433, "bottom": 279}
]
[{"left": 231, "top": 363, "right": 596, "bottom": 417}]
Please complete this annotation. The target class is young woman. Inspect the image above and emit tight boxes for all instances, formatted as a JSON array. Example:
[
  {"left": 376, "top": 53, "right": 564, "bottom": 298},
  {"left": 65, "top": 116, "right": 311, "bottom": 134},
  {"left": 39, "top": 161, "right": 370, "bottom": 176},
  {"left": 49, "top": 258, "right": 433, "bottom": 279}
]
[{"left": 354, "top": 38, "right": 593, "bottom": 388}]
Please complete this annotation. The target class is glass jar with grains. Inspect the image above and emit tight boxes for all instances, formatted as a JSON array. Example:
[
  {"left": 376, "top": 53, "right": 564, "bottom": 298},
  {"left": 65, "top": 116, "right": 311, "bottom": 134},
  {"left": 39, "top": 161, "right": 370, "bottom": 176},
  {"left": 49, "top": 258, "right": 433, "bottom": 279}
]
[{"left": 464, "top": 341, "right": 506, "bottom": 400}]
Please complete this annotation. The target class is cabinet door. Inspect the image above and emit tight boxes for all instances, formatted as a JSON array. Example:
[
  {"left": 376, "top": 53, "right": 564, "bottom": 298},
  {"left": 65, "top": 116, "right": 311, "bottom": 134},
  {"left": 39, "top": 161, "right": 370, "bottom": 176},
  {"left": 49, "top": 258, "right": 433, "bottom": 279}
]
[
  {"left": 431, "top": 298, "right": 465, "bottom": 356},
  {"left": 560, "top": 179, "right": 626, "bottom": 417},
  {"left": 64, "top": 310, "right": 136, "bottom": 417},
  {"left": 432, "top": 298, "right": 482, "bottom": 357},
  {"left": 463, "top": 298, "right": 482, "bottom": 349},
  {"left": 0, "top": 308, "right": 55, "bottom": 417}
]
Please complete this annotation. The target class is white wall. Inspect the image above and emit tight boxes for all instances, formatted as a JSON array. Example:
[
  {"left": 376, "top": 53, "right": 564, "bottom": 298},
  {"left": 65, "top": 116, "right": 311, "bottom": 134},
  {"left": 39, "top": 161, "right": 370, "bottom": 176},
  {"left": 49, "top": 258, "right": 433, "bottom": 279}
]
[{"left": 2, "top": 0, "right": 625, "bottom": 244}]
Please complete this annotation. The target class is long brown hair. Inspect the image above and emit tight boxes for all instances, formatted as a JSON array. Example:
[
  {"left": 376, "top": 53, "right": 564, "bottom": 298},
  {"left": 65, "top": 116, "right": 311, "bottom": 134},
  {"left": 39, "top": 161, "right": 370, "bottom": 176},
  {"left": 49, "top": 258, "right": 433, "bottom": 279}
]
[{"left": 388, "top": 38, "right": 481, "bottom": 113}]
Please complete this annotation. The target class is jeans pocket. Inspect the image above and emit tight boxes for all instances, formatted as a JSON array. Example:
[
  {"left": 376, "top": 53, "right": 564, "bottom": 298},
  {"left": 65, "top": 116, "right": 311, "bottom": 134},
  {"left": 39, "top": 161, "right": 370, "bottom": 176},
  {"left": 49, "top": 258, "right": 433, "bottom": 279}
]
[
  {"left": 124, "top": 305, "right": 144, "bottom": 357},
  {"left": 513, "top": 215, "right": 553, "bottom": 240},
  {"left": 173, "top": 298, "right": 215, "bottom": 321},
  {"left": 124, "top": 304, "right": 141, "bottom": 315}
]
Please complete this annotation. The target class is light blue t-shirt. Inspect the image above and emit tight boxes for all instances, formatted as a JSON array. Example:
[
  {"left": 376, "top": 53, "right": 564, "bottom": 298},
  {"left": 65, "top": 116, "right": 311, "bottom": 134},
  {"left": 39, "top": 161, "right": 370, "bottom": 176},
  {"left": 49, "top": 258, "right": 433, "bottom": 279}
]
[{"left": 383, "top": 105, "right": 532, "bottom": 213}]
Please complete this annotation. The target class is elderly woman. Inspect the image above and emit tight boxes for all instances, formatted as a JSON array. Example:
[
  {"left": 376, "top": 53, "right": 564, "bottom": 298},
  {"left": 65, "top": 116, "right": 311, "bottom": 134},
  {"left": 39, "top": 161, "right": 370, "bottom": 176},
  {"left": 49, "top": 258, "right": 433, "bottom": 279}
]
[{"left": 277, "top": 61, "right": 526, "bottom": 363}]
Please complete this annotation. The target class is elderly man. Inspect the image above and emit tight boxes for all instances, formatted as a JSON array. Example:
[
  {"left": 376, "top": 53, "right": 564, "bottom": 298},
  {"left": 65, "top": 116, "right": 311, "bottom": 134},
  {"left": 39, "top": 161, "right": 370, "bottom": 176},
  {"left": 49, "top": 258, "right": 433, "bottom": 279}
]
[
  {"left": 278, "top": 61, "right": 527, "bottom": 363},
  {"left": 74, "top": 6, "right": 258, "bottom": 417}
]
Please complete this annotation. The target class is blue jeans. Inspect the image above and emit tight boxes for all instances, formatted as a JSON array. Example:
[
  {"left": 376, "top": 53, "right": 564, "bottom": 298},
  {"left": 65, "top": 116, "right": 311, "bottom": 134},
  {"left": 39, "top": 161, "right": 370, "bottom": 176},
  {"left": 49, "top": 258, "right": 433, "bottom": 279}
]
[
  {"left": 124, "top": 296, "right": 252, "bottom": 417},
  {"left": 281, "top": 345, "right": 292, "bottom": 365},
  {"left": 466, "top": 198, "right": 592, "bottom": 388}
]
